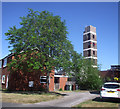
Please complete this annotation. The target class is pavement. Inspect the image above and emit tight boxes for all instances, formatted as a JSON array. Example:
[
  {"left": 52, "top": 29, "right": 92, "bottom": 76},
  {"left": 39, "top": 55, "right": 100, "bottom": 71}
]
[{"left": 2, "top": 91, "right": 99, "bottom": 108}]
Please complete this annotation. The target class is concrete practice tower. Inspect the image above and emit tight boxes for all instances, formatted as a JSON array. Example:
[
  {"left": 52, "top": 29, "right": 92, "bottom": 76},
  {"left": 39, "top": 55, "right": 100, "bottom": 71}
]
[{"left": 83, "top": 25, "right": 97, "bottom": 67}]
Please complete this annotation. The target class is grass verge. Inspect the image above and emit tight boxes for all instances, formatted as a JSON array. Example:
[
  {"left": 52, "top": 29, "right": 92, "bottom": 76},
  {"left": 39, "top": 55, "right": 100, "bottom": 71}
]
[
  {"left": 74, "top": 97, "right": 119, "bottom": 107},
  {"left": 55, "top": 90, "right": 90, "bottom": 93},
  {"left": 2, "top": 91, "right": 62, "bottom": 104}
]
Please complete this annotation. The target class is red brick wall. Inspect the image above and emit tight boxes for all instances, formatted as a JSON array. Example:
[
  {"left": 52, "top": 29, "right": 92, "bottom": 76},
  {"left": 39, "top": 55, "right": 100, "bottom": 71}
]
[
  {"left": 8, "top": 70, "right": 46, "bottom": 91},
  {"left": 0, "top": 54, "right": 56, "bottom": 91},
  {"left": 100, "top": 70, "right": 114, "bottom": 78},
  {"left": 59, "top": 77, "right": 68, "bottom": 90},
  {"left": 1, "top": 54, "right": 70, "bottom": 91},
  {"left": 7, "top": 70, "right": 55, "bottom": 91},
  {"left": 1, "top": 62, "right": 55, "bottom": 91},
  {"left": 100, "top": 70, "right": 120, "bottom": 82},
  {"left": 100, "top": 71, "right": 108, "bottom": 78},
  {"left": 1, "top": 58, "right": 55, "bottom": 91},
  {"left": 49, "top": 72, "right": 54, "bottom": 91}
]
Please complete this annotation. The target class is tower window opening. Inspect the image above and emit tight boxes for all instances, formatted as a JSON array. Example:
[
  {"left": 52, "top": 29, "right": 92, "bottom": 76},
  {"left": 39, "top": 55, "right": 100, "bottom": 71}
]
[
  {"left": 93, "top": 59, "right": 95, "bottom": 65},
  {"left": 93, "top": 43, "right": 95, "bottom": 48},
  {"left": 93, "top": 35, "right": 95, "bottom": 39},
  {"left": 88, "top": 42, "right": 91, "bottom": 48},
  {"left": 88, "top": 50, "right": 91, "bottom": 56},
  {"left": 93, "top": 51, "right": 95, "bottom": 56},
  {"left": 87, "top": 33, "right": 90, "bottom": 40}
]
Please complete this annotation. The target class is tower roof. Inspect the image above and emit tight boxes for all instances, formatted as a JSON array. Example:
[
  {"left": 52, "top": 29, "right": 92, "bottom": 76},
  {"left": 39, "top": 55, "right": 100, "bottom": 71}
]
[{"left": 84, "top": 25, "right": 96, "bottom": 33}]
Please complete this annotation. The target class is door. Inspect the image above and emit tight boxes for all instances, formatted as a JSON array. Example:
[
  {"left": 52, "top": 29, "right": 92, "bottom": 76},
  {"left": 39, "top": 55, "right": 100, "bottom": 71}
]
[{"left": 54, "top": 77, "right": 60, "bottom": 90}]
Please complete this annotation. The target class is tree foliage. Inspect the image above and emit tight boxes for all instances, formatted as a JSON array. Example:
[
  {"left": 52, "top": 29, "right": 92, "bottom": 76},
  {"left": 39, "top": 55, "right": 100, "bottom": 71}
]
[
  {"left": 5, "top": 9, "right": 74, "bottom": 91},
  {"left": 71, "top": 52, "right": 103, "bottom": 90}
]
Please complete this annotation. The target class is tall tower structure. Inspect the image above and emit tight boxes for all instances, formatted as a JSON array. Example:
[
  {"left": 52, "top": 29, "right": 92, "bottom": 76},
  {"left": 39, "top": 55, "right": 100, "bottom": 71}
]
[{"left": 83, "top": 25, "right": 97, "bottom": 67}]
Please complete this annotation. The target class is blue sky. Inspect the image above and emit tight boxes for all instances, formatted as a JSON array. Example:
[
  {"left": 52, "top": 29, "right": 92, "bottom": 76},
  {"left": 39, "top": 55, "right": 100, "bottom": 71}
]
[{"left": 2, "top": 2, "right": 118, "bottom": 71}]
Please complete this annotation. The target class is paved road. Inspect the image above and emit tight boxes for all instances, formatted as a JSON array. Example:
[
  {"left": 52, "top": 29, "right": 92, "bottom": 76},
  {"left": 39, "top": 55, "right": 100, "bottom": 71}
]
[{"left": 2, "top": 91, "right": 99, "bottom": 107}]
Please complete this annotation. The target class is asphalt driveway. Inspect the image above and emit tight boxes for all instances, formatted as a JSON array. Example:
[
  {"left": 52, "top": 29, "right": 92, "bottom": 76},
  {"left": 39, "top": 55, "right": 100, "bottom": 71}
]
[{"left": 2, "top": 91, "right": 99, "bottom": 108}]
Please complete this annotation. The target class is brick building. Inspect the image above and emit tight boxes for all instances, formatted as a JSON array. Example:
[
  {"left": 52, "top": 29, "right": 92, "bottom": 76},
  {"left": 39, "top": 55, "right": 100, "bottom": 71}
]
[
  {"left": 0, "top": 54, "right": 76, "bottom": 91},
  {"left": 100, "top": 65, "right": 120, "bottom": 82}
]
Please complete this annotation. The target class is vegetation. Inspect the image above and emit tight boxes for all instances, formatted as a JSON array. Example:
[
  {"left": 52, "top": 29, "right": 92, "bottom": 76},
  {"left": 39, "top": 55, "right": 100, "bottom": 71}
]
[
  {"left": 71, "top": 51, "right": 103, "bottom": 90},
  {"left": 59, "top": 88, "right": 63, "bottom": 91},
  {"left": 74, "top": 98, "right": 119, "bottom": 107},
  {"left": 5, "top": 9, "right": 73, "bottom": 91},
  {"left": 2, "top": 91, "right": 61, "bottom": 104}
]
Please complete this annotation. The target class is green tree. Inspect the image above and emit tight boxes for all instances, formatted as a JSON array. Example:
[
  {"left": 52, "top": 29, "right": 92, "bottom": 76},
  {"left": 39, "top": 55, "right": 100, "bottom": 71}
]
[
  {"left": 71, "top": 53, "right": 103, "bottom": 90},
  {"left": 5, "top": 9, "right": 74, "bottom": 92},
  {"left": 83, "top": 60, "right": 103, "bottom": 90}
]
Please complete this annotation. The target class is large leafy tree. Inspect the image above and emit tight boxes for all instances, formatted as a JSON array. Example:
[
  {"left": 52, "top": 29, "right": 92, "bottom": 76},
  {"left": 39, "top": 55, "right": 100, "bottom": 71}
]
[
  {"left": 5, "top": 9, "right": 74, "bottom": 91},
  {"left": 71, "top": 52, "right": 103, "bottom": 90}
]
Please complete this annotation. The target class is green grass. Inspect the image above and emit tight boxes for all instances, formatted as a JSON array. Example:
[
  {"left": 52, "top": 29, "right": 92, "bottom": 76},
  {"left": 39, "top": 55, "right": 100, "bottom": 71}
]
[
  {"left": 73, "top": 90, "right": 89, "bottom": 92},
  {"left": 74, "top": 97, "right": 119, "bottom": 107},
  {"left": 55, "top": 89, "right": 90, "bottom": 93},
  {"left": 2, "top": 91, "right": 62, "bottom": 104}
]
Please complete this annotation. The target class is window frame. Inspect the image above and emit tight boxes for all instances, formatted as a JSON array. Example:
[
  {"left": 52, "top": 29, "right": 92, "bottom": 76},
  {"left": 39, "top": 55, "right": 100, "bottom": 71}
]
[
  {"left": 88, "top": 50, "right": 91, "bottom": 56},
  {"left": 29, "top": 81, "right": 34, "bottom": 87},
  {"left": 40, "top": 76, "right": 47, "bottom": 83},
  {"left": 87, "top": 33, "right": 90, "bottom": 40},
  {"left": 3, "top": 58, "right": 7, "bottom": 67},
  {"left": 2, "top": 75, "right": 5, "bottom": 84},
  {"left": 88, "top": 42, "right": 91, "bottom": 48},
  {"left": 6, "top": 75, "right": 9, "bottom": 89}
]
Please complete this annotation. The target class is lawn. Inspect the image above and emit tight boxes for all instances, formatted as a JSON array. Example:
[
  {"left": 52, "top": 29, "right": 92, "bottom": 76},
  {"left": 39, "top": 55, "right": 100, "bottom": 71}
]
[
  {"left": 56, "top": 90, "right": 89, "bottom": 93},
  {"left": 2, "top": 91, "right": 62, "bottom": 104},
  {"left": 75, "top": 97, "right": 120, "bottom": 107},
  {"left": 1, "top": 90, "right": 89, "bottom": 104}
]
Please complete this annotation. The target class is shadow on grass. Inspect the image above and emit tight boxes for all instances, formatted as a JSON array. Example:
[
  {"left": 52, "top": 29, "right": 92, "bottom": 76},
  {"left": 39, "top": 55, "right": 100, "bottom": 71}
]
[
  {"left": 89, "top": 90, "right": 100, "bottom": 95},
  {"left": 92, "top": 97, "right": 120, "bottom": 103},
  {"left": 49, "top": 92, "right": 68, "bottom": 96},
  {"left": 78, "top": 89, "right": 100, "bottom": 95},
  {"left": 2, "top": 90, "right": 68, "bottom": 96}
]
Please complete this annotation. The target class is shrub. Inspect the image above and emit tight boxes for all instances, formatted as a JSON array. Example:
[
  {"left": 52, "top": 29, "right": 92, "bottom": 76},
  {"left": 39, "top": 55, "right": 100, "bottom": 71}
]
[{"left": 59, "top": 88, "right": 63, "bottom": 91}]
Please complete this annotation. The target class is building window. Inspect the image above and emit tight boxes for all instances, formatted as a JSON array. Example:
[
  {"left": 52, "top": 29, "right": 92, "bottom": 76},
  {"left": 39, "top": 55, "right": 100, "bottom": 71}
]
[
  {"left": 3, "top": 58, "right": 7, "bottom": 67},
  {"left": 93, "top": 43, "right": 95, "bottom": 48},
  {"left": 93, "top": 51, "right": 95, "bottom": 56},
  {"left": 87, "top": 33, "right": 90, "bottom": 40},
  {"left": 93, "top": 59, "right": 96, "bottom": 65},
  {"left": 0, "top": 60, "right": 2, "bottom": 68},
  {"left": 93, "top": 35, "right": 95, "bottom": 39},
  {"left": 68, "top": 77, "right": 72, "bottom": 81},
  {"left": 2, "top": 75, "right": 5, "bottom": 84},
  {"left": 29, "top": 81, "right": 34, "bottom": 87},
  {"left": 54, "top": 77, "right": 59, "bottom": 83},
  {"left": 88, "top": 42, "right": 91, "bottom": 48},
  {"left": 83, "top": 35, "right": 86, "bottom": 41},
  {"left": 88, "top": 50, "right": 91, "bottom": 56},
  {"left": 40, "top": 76, "right": 47, "bottom": 83}
]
